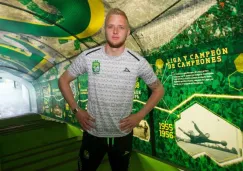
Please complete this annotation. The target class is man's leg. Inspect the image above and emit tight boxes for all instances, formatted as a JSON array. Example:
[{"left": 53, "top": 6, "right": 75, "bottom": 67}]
[
  {"left": 108, "top": 132, "right": 133, "bottom": 171},
  {"left": 78, "top": 132, "right": 107, "bottom": 171}
]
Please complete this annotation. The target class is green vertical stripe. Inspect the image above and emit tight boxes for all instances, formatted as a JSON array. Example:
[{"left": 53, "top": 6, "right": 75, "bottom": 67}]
[{"left": 112, "top": 138, "right": 114, "bottom": 146}]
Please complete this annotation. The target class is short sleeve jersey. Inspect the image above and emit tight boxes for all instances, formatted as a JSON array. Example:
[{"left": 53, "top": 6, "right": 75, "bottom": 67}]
[{"left": 68, "top": 46, "right": 157, "bottom": 137}]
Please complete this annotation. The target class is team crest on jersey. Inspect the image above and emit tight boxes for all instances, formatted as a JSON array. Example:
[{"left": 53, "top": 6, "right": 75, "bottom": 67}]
[{"left": 92, "top": 60, "right": 100, "bottom": 74}]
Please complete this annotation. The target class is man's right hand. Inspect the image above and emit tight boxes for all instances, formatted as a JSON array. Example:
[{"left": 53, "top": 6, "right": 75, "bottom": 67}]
[{"left": 75, "top": 109, "right": 95, "bottom": 131}]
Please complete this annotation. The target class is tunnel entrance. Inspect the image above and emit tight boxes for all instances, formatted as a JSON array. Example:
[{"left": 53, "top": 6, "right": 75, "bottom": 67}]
[{"left": 0, "top": 78, "right": 32, "bottom": 119}]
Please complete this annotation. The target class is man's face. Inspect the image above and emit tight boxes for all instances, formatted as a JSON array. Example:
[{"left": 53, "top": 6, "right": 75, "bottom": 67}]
[{"left": 105, "top": 14, "right": 130, "bottom": 48}]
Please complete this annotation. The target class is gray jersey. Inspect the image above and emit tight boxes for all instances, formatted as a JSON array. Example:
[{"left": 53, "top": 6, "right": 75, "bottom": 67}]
[{"left": 68, "top": 46, "right": 157, "bottom": 137}]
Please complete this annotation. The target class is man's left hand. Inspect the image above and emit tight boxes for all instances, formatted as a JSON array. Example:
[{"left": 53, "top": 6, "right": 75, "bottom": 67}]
[{"left": 119, "top": 114, "right": 143, "bottom": 133}]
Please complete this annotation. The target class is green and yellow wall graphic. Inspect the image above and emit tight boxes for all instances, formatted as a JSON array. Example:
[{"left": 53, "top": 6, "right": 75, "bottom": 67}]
[{"left": 0, "top": 0, "right": 104, "bottom": 79}]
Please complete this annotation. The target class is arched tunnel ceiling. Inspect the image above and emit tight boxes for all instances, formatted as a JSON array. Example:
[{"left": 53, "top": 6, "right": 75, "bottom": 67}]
[{"left": 0, "top": 0, "right": 217, "bottom": 81}]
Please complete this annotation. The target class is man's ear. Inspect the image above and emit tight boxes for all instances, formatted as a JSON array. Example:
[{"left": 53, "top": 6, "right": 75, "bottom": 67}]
[{"left": 127, "top": 29, "right": 130, "bottom": 37}]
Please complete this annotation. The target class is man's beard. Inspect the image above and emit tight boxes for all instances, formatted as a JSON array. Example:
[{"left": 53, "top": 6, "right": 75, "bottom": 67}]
[{"left": 107, "top": 39, "right": 125, "bottom": 48}]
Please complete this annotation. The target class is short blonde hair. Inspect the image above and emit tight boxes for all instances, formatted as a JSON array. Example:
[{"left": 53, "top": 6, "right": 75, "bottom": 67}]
[{"left": 105, "top": 8, "right": 129, "bottom": 27}]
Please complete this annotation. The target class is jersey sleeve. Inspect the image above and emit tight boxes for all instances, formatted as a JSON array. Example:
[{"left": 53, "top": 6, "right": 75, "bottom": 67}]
[
  {"left": 67, "top": 53, "right": 87, "bottom": 78},
  {"left": 138, "top": 58, "right": 158, "bottom": 85}
]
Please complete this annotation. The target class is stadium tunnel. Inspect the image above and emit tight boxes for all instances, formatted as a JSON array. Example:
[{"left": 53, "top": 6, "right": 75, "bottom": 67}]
[
  {"left": 0, "top": 0, "right": 220, "bottom": 118},
  {"left": 0, "top": 0, "right": 243, "bottom": 171}
]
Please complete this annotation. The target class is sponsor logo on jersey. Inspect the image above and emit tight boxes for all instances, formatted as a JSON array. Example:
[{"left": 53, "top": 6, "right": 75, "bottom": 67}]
[{"left": 124, "top": 68, "right": 130, "bottom": 72}]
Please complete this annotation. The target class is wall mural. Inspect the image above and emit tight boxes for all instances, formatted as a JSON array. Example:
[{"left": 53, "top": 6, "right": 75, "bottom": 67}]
[
  {"left": 0, "top": 0, "right": 104, "bottom": 80},
  {"left": 1, "top": 0, "right": 243, "bottom": 170},
  {"left": 147, "top": 1, "right": 243, "bottom": 169}
]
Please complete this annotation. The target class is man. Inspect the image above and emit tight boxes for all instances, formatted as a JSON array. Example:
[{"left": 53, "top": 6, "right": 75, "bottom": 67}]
[{"left": 58, "top": 8, "right": 164, "bottom": 171}]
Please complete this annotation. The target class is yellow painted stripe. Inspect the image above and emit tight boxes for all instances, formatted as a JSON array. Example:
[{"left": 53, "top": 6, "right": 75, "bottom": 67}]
[
  {"left": 63, "top": 0, "right": 104, "bottom": 40},
  {"left": 0, "top": 16, "right": 51, "bottom": 26},
  {"left": 134, "top": 94, "right": 243, "bottom": 114},
  {"left": 6, "top": 35, "right": 54, "bottom": 61},
  {"left": 0, "top": 44, "right": 31, "bottom": 56},
  {"left": 32, "top": 59, "right": 51, "bottom": 72},
  {"left": 0, "top": 55, "right": 32, "bottom": 74}
]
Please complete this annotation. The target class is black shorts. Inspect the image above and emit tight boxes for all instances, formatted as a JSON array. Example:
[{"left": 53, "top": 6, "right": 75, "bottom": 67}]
[{"left": 78, "top": 131, "right": 133, "bottom": 171}]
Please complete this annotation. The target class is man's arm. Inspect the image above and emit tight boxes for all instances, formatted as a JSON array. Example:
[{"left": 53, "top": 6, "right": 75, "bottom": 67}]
[
  {"left": 137, "top": 79, "right": 164, "bottom": 118},
  {"left": 120, "top": 79, "right": 164, "bottom": 132},
  {"left": 58, "top": 71, "right": 78, "bottom": 110},
  {"left": 58, "top": 71, "right": 95, "bottom": 130}
]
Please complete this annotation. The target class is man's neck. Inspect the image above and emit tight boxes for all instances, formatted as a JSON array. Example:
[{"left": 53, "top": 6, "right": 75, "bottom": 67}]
[{"left": 105, "top": 44, "right": 125, "bottom": 56}]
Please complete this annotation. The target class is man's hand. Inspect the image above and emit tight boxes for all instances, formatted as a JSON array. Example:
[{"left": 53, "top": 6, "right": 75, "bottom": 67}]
[
  {"left": 119, "top": 114, "right": 143, "bottom": 133},
  {"left": 75, "top": 109, "right": 95, "bottom": 131}
]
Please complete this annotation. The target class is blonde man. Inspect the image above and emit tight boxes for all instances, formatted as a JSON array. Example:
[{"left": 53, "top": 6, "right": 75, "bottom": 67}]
[{"left": 59, "top": 8, "right": 164, "bottom": 171}]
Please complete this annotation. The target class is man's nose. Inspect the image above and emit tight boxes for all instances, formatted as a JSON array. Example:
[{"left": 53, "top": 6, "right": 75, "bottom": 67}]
[{"left": 113, "top": 27, "right": 118, "bottom": 34}]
